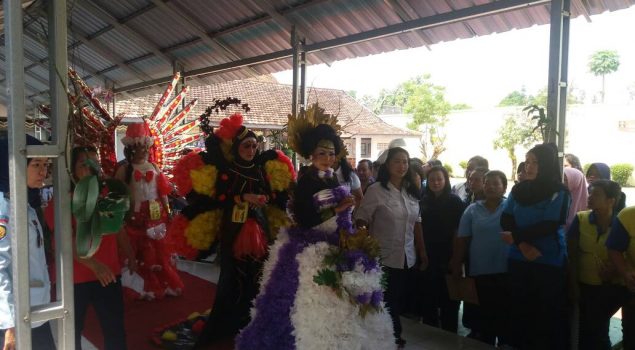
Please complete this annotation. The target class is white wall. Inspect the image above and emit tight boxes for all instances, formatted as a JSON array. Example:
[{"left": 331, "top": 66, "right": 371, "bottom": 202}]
[{"left": 423, "top": 105, "right": 635, "bottom": 179}]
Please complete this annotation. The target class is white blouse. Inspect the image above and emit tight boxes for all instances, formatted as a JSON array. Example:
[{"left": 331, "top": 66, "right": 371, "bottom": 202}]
[{"left": 355, "top": 182, "right": 421, "bottom": 269}]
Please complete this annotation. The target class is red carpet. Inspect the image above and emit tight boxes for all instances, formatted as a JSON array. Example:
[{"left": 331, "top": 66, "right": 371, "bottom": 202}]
[{"left": 83, "top": 270, "right": 229, "bottom": 350}]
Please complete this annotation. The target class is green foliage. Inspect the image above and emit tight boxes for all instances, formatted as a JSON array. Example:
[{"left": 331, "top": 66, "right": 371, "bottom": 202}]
[
  {"left": 459, "top": 160, "right": 468, "bottom": 171},
  {"left": 611, "top": 163, "right": 633, "bottom": 187},
  {"left": 583, "top": 163, "right": 591, "bottom": 176},
  {"left": 346, "top": 90, "right": 357, "bottom": 99},
  {"left": 451, "top": 103, "right": 471, "bottom": 110},
  {"left": 444, "top": 164, "right": 454, "bottom": 177},
  {"left": 499, "top": 88, "right": 531, "bottom": 106},
  {"left": 589, "top": 50, "right": 620, "bottom": 103},
  {"left": 370, "top": 74, "right": 453, "bottom": 159},
  {"left": 313, "top": 269, "right": 339, "bottom": 288},
  {"left": 529, "top": 87, "right": 582, "bottom": 107},
  {"left": 499, "top": 86, "right": 582, "bottom": 108},
  {"left": 403, "top": 77, "right": 451, "bottom": 130},
  {"left": 371, "top": 74, "right": 451, "bottom": 130},
  {"left": 523, "top": 104, "right": 558, "bottom": 142},
  {"left": 493, "top": 114, "right": 540, "bottom": 180},
  {"left": 588, "top": 50, "right": 620, "bottom": 76}
]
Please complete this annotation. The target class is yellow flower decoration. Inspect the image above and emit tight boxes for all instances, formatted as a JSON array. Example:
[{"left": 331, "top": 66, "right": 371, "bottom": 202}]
[
  {"left": 265, "top": 159, "right": 293, "bottom": 192},
  {"left": 185, "top": 209, "right": 223, "bottom": 249},
  {"left": 191, "top": 164, "right": 217, "bottom": 197},
  {"left": 265, "top": 206, "right": 290, "bottom": 240}
]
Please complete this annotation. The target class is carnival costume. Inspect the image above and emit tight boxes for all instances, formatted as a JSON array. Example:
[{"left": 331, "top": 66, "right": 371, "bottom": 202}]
[
  {"left": 117, "top": 120, "right": 184, "bottom": 301},
  {"left": 170, "top": 99, "right": 294, "bottom": 347},
  {"left": 236, "top": 104, "right": 394, "bottom": 350}
]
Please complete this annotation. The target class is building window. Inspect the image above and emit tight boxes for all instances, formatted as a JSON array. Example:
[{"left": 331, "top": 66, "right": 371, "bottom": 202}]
[
  {"left": 360, "top": 138, "right": 371, "bottom": 157},
  {"left": 377, "top": 143, "right": 389, "bottom": 153}
]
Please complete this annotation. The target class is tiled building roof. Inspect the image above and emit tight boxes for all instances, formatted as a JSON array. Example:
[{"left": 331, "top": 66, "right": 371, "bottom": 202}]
[{"left": 116, "top": 80, "right": 420, "bottom": 137}]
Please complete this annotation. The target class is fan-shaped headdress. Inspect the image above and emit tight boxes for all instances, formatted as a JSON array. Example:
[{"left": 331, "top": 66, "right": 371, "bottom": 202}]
[{"left": 287, "top": 103, "right": 346, "bottom": 160}]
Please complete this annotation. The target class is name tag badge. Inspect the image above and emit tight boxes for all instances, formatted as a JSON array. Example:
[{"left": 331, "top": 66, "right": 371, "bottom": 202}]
[
  {"left": 232, "top": 202, "right": 248, "bottom": 223},
  {"left": 149, "top": 200, "right": 162, "bottom": 220}
]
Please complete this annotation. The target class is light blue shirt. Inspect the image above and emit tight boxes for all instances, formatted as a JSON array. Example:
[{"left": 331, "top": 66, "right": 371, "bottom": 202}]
[
  {"left": 0, "top": 192, "right": 51, "bottom": 329},
  {"left": 458, "top": 200, "right": 509, "bottom": 276}
]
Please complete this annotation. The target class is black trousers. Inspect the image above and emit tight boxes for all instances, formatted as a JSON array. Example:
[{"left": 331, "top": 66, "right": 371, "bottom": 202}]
[
  {"left": 507, "top": 259, "right": 568, "bottom": 350},
  {"left": 579, "top": 283, "right": 634, "bottom": 350},
  {"left": 383, "top": 264, "right": 411, "bottom": 342},
  {"left": 419, "top": 263, "right": 460, "bottom": 333},
  {"left": 74, "top": 278, "right": 127, "bottom": 350},
  {"left": 468, "top": 273, "right": 510, "bottom": 346},
  {"left": 0, "top": 321, "right": 56, "bottom": 349},
  {"left": 195, "top": 254, "right": 262, "bottom": 348}
]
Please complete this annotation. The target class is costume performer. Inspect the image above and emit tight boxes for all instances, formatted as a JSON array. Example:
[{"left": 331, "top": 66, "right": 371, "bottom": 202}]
[
  {"left": 236, "top": 104, "right": 394, "bottom": 350},
  {"left": 41, "top": 69, "right": 135, "bottom": 349},
  {"left": 116, "top": 120, "right": 184, "bottom": 300},
  {"left": 170, "top": 99, "right": 294, "bottom": 347}
]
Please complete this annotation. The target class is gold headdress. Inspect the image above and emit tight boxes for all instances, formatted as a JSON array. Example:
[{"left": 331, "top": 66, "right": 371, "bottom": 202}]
[{"left": 287, "top": 103, "right": 347, "bottom": 160}]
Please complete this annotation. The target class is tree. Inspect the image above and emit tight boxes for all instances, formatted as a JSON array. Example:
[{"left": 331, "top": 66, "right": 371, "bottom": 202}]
[
  {"left": 451, "top": 103, "right": 471, "bottom": 110},
  {"left": 529, "top": 86, "right": 582, "bottom": 107},
  {"left": 498, "top": 87, "right": 531, "bottom": 106},
  {"left": 396, "top": 75, "right": 451, "bottom": 160},
  {"left": 370, "top": 75, "right": 453, "bottom": 159},
  {"left": 493, "top": 114, "right": 540, "bottom": 181},
  {"left": 588, "top": 50, "right": 620, "bottom": 103}
]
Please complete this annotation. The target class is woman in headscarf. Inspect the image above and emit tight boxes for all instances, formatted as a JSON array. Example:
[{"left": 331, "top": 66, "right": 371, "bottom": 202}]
[
  {"left": 0, "top": 134, "right": 56, "bottom": 349},
  {"left": 180, "top": 112, "right": 294, "bottom": 348},
  {"left": 236, "top": 107, "right": 394, "bottom": 349},
  {"left": 585, "top": 163, "right": 627, "bottom": 214},
  {"left": 500, "top": 143, "right": 570, "bottom": 349},
  {"left": 564, "top": 167, "right": 588, "bottom": 231},
  {"left": 586, "top": 162, "right": 611, "bottom": 185}
]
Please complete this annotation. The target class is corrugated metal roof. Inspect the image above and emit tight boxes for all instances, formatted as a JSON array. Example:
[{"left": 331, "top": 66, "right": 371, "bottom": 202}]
[
  {"left": 115, "top": 79, "right": 421, "bottom": 136},
  {"left": 2, "top": 0, "right": 634, "bottom": 106}
]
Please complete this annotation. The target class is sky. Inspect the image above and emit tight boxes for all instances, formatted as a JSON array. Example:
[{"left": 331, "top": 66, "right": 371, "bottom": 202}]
[{"left": 274, "top": 5, "right": 635, "bottom": 109}]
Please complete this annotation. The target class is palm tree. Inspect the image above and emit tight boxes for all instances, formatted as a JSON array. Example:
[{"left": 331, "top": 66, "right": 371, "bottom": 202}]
[{"left": 588, "top": 50, "right": 620, "bottom": 103}]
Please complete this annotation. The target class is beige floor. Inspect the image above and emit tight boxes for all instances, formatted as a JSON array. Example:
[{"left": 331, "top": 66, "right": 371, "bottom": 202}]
[{"left": 76, "top": 259, "right": 623, "bottom": 349}]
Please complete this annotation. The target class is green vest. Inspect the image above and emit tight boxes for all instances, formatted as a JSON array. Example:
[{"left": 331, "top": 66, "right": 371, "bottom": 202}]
[{"left": 577, "top": 211, "right": 621, "bottom": 285}]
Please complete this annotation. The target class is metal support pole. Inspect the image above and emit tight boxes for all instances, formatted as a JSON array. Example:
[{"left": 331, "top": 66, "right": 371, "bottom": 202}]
[
  {"left": 300, "top": 44, "right": 307, "bottom": 110},
  {"left": 4, "top": 0, "right": 32, "bottom": 347},
  {"left": 48, "top": 0, "right": 75, "bottom": 347},
  {"left": 546, "top": 0, "right": 570, "bottom": 166},
  {"left": 291, "top": 26, "right": 299, "bottom": 118}
]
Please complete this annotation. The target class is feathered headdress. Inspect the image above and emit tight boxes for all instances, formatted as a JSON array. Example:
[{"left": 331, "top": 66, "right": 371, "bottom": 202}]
[
  {"left": 287, "top": 103, "right": 346, "bottom": 160},
  {"left": 199, "top": 97, "right": 252, "bottom": 163}
]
